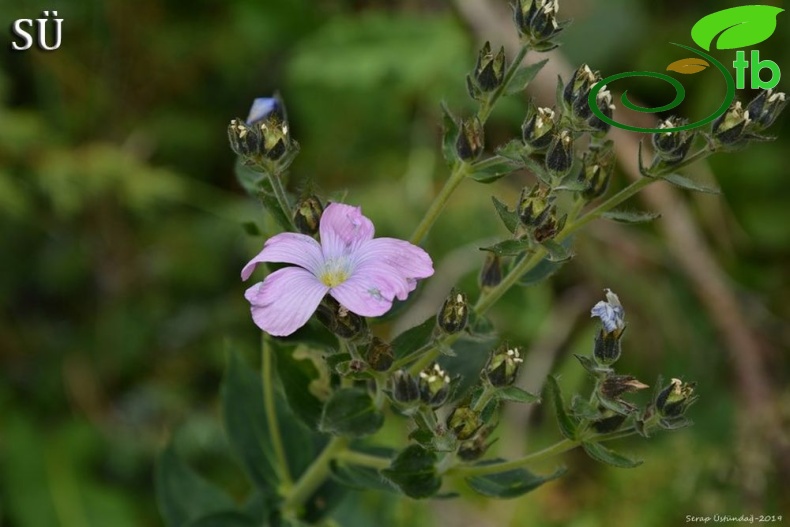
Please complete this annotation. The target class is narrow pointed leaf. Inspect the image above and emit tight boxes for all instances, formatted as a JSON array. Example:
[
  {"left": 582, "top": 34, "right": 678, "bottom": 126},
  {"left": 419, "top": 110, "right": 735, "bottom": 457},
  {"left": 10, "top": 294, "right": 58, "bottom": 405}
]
[
  {"left": 319, "top": 388, "right": 384, "bottom": 437},
  {"left": 491, "top": 196, "right": 519, "bottom": 234},
  {"left": 546, "top": 375, "right": 577, "bottom": 440},
  {"left": 497, "top": 386, "right": 540, "bottom": 404},
  {"left": 662, "top": 173, "right": 720, "bottom": 194},
  {"left": 469, "top": 157, "right": 520, "bottom": 184},
  {"left": 505, "top": 59, "right": 549, "bottom": 95},
  {"left": 441, "top": 101, "right": 460, "bottom": 165},
  {"left": 481, "top": 239, "right": 531, "bottom": 257},
  {"left": 466, "top": 464, "right": 565, "bottom": 498},
  {"left": 391, "top": 317, "right": 435, "bottom": 360},
  {"left": 601, "top": 209, "right": 661, "bottom": 224},
  {"left": 582, "top": 441, "right": 643, "bottom": 468}
]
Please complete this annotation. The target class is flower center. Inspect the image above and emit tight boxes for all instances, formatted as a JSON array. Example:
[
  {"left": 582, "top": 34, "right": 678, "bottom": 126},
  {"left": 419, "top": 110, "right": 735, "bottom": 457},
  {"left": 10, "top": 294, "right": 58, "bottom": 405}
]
[{"left": 319, "top": 258, "right": 350, "bottom": 287}]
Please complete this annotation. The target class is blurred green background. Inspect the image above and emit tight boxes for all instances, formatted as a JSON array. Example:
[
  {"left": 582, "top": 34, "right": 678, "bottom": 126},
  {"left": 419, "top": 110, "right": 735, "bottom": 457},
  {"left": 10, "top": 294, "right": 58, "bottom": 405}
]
[{"left": 1, "top": 0, "right": 788, "bottom": 525}]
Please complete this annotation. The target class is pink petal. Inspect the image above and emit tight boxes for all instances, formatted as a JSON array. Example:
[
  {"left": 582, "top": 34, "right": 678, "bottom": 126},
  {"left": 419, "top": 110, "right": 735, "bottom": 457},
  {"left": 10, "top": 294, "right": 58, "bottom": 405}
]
[
  {"left": 319, "top": 203, "right": 375, "bottom": 259},
  {"left": 353, "top": 238, "right": 434, "bottom": 281},
  {"left": 242, "top": 232, "right": 324, "bottom": 281},
  {"left": 245, "top": 267, "right": 329, "bottom": 336},
  {"left": 329, "top": 270, "right": 398, "bottom": 317}
]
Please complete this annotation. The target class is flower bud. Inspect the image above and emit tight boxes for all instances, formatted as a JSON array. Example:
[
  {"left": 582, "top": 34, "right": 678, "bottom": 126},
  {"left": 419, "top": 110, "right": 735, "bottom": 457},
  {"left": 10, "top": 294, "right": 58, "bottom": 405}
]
[
  {"left": 457, "top": 427, "right": 494, "bottom": 461},
  {"left": 656, "top": 378, "right": 697, "bottom": 418},
  {"left": 651, "top": 116, "right": 694, "bottom": 164},
  {"left": 512, "top": 0, "right": 563, "bottom": 51},
  {"left": 590, "top": 289, "right": 626, "bottom": 365},
  {"left": 517, "top": 185, "right": 552, "bottom": 228},
  {"left": 532, "top": 206, "right": 566, "bottom": 243},
  {"left": 600, "top": 375, "right": 649, "bottom": 400},
  {"left": 478, "top": 253, "right": 503, "bottom": 290},
  {"left": 228, "top": 118, "right": 263, "bottom": 158},
  {"left": 578, "top": 143, "right": 614, "bottom": 200},
  {"left": 447, "top": 406, "right": 482, "bottom": 440},
  {"left": 746, "top": 88, "right": 787, "bottom": 129},
  {"left": 229, "top": 97, "right": 293, "bottom": 162},
  {"left": 293, "top": 195, "right": 324, "bottom": 236},
  {"left": 456, "top": 116, "right": 484, "bottom": 161},
  {"left": 418, "top": 363, "right": 451, "bottom": 408},
  {"left": 474, "top": 41, "right": 506, "bottom": 92},
  {"left": 485, "top": 343, "right": 524, "bottom": 387},
  {"left": 391, "top": 370, "right": 420, "bottom": 405},
  {"left": 563, "top": 64, "right": 601, "bottom": 120},
  {"left": 588, "top": 85, "right": 615, "bottom": 134},
  {"left": 545, "top": 130, "right": 574, "bottom": 177},
  {"left": 437, "top": 288, "right": 468, "bottom": 334},
  {"left": 366, "top": 337, "right": 394, "bottom": 372},
  {"left": 522, "top": 107, "right": 556, "bottom": 149},
  {"left": 711, "top": 101, "right": 752, "bottom": 146},
  {"left": 591, "top": 412, "right": 627, "bottom": 434},
  {"left": 316, "top": 297, "right": 368, "bottom": 340}
]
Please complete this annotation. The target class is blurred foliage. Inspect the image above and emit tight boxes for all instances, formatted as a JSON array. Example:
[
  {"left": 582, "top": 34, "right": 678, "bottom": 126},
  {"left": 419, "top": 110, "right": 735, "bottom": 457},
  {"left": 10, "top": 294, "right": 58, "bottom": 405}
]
[{"left": 0, "top": 0, "right": 788, "bottom": 526}]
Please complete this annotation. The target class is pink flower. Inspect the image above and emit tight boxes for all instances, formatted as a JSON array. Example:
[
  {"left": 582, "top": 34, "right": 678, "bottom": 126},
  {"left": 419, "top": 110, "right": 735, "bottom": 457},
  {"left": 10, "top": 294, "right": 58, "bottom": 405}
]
[{"left": 242, "top": 203, "right": 434, "bottom": 336}]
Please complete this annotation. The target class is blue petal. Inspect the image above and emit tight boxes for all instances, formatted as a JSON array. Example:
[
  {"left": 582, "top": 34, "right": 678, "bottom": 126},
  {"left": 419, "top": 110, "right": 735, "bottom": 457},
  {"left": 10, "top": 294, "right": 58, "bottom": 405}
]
[{"left": 247, "top": 98, "right": 278, "bottom": 124}]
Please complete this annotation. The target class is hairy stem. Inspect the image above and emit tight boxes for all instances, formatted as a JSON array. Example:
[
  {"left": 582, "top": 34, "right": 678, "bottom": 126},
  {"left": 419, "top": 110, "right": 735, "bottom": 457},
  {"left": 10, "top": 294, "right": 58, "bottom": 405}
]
[
  {"left": 283, "top": 436, "right": 349, "bottom": 514},
  {"left": 409, "top": 163, "right": 469, "bottom": 245},
  {"left": 262, "top": 335, "right": 293, "bottom": 489},
  {"left": 267, "top": 172, "right": 295, "bottom": 230}
]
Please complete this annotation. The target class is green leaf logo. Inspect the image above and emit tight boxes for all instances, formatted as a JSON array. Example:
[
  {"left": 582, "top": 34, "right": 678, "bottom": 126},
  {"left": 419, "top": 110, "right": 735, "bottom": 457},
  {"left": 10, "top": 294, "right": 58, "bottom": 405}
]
[{"left": 691, "top": 5, "right": 784, "bottom": 51}]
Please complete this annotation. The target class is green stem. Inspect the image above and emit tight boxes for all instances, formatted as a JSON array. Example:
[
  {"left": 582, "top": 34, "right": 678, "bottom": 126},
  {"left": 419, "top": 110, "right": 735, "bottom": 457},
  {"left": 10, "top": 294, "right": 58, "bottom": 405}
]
[
  {"left": 262, "top": 335, "right": 293, "bottom": 489},
  {"left": 409, "top": 163, "right": 469, "bottom": 245},
  {"left": 474, "top": 248, "right": 546, "bottom": 315},
  {"left": 267, "top": 172, "right": 294, "bottom": 229},
  {"left": 283, "top": 436, "right": 349, "bottom": 514},
  {"left": 451, "top": 438, "right": 578, "bottom": 477},
  {"left": 334, "top": 449, "right": 392, "bottom": 470},
  {"left": 472, "top": 383, "right": 497, "bottom": 412},
  {"left": 408, "top": 333, "right": 460, "bottom": 375}
]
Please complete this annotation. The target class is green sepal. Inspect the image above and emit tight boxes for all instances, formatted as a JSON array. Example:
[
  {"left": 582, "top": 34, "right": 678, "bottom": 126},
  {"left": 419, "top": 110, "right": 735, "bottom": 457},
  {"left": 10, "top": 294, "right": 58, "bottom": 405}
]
[
  {"left": 581, "top": 441, "right": 643, "bottom": 468},
  {"left": 545, "top": 375, "right": 578, "bottom": 440},
  {"left": 319, "top": 388, "right": 384, "bottom": 437},
  {"left": 381, "top": 445, "right": 442, "bottom": 499},
  {"left": 465, "top": 462, "right": 565, "bottom": 498}
]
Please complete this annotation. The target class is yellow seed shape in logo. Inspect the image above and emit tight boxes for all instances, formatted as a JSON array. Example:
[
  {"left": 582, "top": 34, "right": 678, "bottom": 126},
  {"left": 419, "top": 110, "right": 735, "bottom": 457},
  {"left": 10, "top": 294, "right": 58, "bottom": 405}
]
[{"left": 666, "top": 57, "right": 711, "bottom": 74}]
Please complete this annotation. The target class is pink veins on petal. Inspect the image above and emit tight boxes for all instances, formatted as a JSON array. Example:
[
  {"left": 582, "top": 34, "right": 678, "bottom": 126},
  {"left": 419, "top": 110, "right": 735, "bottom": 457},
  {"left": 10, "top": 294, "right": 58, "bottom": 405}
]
[{"left": 242, "top": 203, "right": 434, "bottom": 336}]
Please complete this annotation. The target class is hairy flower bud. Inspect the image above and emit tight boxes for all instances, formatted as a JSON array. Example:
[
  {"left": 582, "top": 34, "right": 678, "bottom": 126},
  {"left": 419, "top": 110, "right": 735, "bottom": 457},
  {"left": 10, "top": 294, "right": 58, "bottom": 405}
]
[
  {"left": 391, "top": 370, "right": 420, "bottom": 405},
  {"left": 746, "top": 88, "right": 787, "bottom": 129},
  {"left": 545, "top": 130, "right": 574, "bottom": 177},
  {"left": 456, "top": 116, "right": 484, "bottom": 161},
  {"left": 522, "top": 107, "right": 556, "bottom": 149},
  {"left": 474, "top": 41, "right": 506, "bottom": 92},
  {"left": 517, "top": 185, "right": 552, "bottom": 228},
  {"left": 651, "top": 116, "right": 694, "bottom": 164},
  {"left": 591, "top": 289, "right": 626, "bottom": 365},
  {"left": 229, "top": 97, "right": 294, "bottom": 162},
  {"left": 479, "top": 253, "right": 503, "bottom": 290},
  {"left": 600, "top": 375, "right": 649, "bottom": 400},
  {"left": 588, "top": 85, "right": 615, "bottom": 133},
  {"left": 316, "top": 297, "right": 368, "bottom": 340},
  {"left": 228, "top": 119, "right": 262, "bottom": 158},
  {"left": 437, "top": 288, "right": 468, "bottom": 334},
  {"left": 656, "top": 378, "right": 698, "bottom": 418},
  {"left": 447, "top": 406, "right": 482, "bottom": 440},
  {"left": 563, "top": 64, "right": 600, "bottom": 120},
  {"left": 579, "top": 143, "right": 614, "bottom": 200},
  {"left": 418, "top": 363, "right": 451, "bottom": 408},
  {"left": 712, "top": 101, "right": 752, "bottom": 146},
  {"left": 512, "top": 0, "right": 564, "bottom": 51},
  {"left": 293, "top": 195, "right": 324, "bottom": 236},
  {"left": 485, "top": 343, "right": 524, "bottom": 387},
  {"left": 366, "top": 337, "right": 394, "bottom": 372}
]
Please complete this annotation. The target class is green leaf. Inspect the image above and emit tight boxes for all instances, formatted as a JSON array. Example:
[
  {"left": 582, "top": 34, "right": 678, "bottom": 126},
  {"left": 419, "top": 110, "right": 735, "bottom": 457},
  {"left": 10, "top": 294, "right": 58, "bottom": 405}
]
[
  {"left": 691, "top": 6, "right": 784, "bottom": 51},
  {"left": 662, "top": 173, "right": 720, "bottom": 194},
  {"left": 545, "top": 375, "right": 577, "bottom": 440},
  {"left": 330, "top": 459, "right": 398, "bottom": 493},
  {"left": 222, "top": 352, "right": 315, "bottom": 494},
  {"left": 391, "top": 317, "right": 436, "bottom": 360},
  {"left": 497, "top": 386, "right": 540, "bottom": 404},
  {"left": 491, "top": 196, "right": 519, "bottom": 234},
  {"left": 540, "top": 240, "right": 573, "bottom": 262},
  {"left": 381, "top": 445, "right": 442, "bottom": 499},
  {"left": 496, "top": 139, "right": 526, "bottom": 163},
  {"left": 505, "top": 59, "right": 549, "bottom": 95},
  {"left": 156, "top": 445, "right": 237, "bottom": 527},
  {"left": 441, "top": 101, "right": 459, "bottom": 166},
  {"left": 466, "top": 464, "right": 565, "bottom": 498},
  {"left": 581, "top": 441, "right": 643, "bottom": 468},
  {"left": 273, "top": 343, "right": 326, "bottom": 430},
  {"left": 319, "top": 388, "right": 384, "bottom": 437},
  {"left": 516, "top": 239, "right": 573, "bottom": 286},
  {"left": 570, "top": 395, "right": 601, "bottom": 420},
  {"left": 481, "top": 238, "right": 531, "bottom": 256},
  {"left": 184, "top": 512, "right": 259, "bottom": 527},
  {"left": 235, "top": 159, "right": 292, "bottom": 231},
  {"left": 601, "top": 209, "right": 661, "bottom": 224},
  {"left": 469, "top": 157, "right": 520, "bottom": 184},
  {"left": 574, "top": 354, "right": 612, "bottom": 376}
]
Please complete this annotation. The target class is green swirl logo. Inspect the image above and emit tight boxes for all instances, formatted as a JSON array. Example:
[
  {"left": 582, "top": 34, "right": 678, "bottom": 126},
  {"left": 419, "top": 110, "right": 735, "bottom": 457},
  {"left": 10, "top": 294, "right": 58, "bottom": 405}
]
[{"left": 589, "top": 5, "right": 784, "bottom": 134}]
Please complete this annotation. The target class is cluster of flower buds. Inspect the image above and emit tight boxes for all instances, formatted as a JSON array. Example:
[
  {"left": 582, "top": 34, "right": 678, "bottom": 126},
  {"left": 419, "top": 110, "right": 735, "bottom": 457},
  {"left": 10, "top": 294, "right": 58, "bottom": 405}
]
[
  {"left": 651, "top": 116, "right": 694, "bottom": 165},
  {"left": 437, "top": 288, "right": 469, "bottom": 334},
  {"left": 292, "top": 195, "right": 324, "bottom": 236},
  {"left": 316, "top": 296, "right": 368, "bottom": 340},
  {"left": 467, "top": 41, "right": 506, "bottom": 100},
  {"left": 590, "top": 289, "right": 626, "bottom": 365},
  {"left": 522, "top": 106, "right": 557, "bottom": 150},
  {"left": 228, "top": 97, "right": 296, "bottom": 169},
  {"left": 456, "top": 116, "right": 485, "bottom": 161},
  {"left": 712, "top": 89, "right": 787, "bottom": 148},
  {"left": 578, "top": 142, "right": 614, "bottom": 200},
  {"left": 418, "top": 363, "right": 452, "bottom": 408},
  {"left": 517, "top": 185, "right": 566, "bottom": 242},
  {"left": 485, "top": 343, "right": 524, "bottom": 387},
  {"left": 512, "top": 0, "right": 565, "bottom": 51}
]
